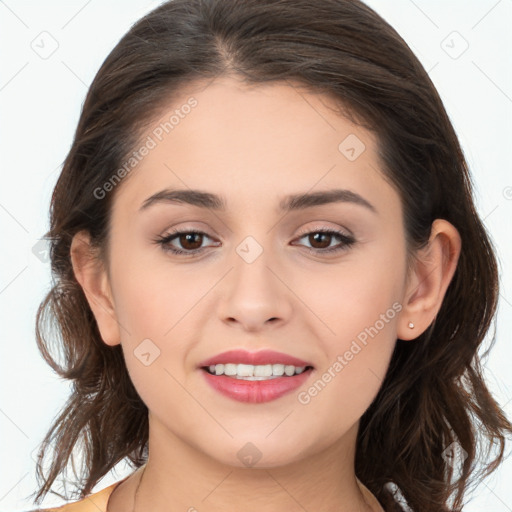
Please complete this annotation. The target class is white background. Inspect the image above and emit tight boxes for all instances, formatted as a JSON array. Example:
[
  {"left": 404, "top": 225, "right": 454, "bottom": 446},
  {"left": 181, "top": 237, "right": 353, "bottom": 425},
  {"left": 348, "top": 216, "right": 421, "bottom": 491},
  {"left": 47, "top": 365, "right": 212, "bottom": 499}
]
[{"left": 0, "top": 1, "right": 511, "bottom": 510}]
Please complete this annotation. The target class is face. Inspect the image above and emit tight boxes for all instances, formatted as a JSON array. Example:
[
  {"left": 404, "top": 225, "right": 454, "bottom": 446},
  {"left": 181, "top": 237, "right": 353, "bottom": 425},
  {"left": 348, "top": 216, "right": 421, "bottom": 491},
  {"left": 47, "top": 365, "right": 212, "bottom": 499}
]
[{"left": 101, "top": 76, "right": 409, "bottom": 467}]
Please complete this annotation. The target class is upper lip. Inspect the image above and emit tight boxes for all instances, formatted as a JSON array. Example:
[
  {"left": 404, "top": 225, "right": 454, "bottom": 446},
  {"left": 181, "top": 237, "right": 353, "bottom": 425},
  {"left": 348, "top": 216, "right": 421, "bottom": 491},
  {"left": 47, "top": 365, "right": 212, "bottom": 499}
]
[{"left": 198, "top": 349, "right": 313, "bottom": 368}]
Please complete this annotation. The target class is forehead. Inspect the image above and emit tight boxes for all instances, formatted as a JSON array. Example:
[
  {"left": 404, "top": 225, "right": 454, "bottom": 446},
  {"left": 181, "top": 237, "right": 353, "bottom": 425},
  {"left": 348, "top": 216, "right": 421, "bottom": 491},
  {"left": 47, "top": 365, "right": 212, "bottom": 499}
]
[{"left": 111, "top": 75, "right": 392, "bottom": 217}]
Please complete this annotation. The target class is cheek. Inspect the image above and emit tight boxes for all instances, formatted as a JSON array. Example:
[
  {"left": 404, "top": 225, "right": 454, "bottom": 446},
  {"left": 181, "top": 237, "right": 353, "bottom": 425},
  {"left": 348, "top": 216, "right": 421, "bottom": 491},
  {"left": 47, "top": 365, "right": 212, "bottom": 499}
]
[
  {"left": 110, "top": 248, "right": 206, "bottom": 340},
  {"left": 294, "top": 250, "right": 403, "bottom": 410},
  {"left": 109, "top": 251, "right": 216, "bottom": 401},
  {"left": 300, "top": 254, "right": 404, "bottom": 344},
  {"left": 296, "top": 297, "right": 399, "bottom": 439},
  {"left": 113, "top": 268, "right": 195, "bottom": 419}
]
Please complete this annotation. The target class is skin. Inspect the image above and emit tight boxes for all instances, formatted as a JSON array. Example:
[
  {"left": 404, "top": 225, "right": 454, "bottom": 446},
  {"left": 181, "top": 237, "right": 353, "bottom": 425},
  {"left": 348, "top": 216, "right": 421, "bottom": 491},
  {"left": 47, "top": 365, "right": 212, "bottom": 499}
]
[{"left": 71, "top": 75, "right": 461, "bottom": 512}]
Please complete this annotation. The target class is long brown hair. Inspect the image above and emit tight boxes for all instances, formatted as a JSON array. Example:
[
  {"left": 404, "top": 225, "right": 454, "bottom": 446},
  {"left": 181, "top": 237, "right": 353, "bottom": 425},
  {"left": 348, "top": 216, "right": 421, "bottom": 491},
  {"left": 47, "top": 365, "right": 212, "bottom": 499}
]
[{"left": 33, "top": 1, "right": 512, "bottom": 510}]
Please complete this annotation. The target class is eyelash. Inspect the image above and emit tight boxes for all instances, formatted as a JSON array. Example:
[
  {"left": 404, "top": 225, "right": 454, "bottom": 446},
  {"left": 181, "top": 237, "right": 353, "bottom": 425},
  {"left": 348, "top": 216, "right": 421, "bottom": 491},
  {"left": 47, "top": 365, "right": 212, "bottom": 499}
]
[{"left": 154, "top": 227, "right": 356, "bottom": 258}]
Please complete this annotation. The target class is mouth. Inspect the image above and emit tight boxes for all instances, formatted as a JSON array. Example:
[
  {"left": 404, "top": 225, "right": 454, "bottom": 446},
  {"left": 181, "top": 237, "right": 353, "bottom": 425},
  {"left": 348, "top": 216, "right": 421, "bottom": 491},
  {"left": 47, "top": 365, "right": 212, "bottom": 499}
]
[{"left": 197, "top": 349, "right": 315, "bottom": 403}]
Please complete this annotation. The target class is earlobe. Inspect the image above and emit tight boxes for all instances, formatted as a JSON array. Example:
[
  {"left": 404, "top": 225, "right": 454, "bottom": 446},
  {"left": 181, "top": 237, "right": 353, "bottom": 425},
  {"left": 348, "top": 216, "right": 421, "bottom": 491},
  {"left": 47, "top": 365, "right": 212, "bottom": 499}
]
[
  {"left": 70, "top": 231, "right": 121, "bottom": 346},
  {"left": 398, "top": 219, "right": 461, "bottom": 340}
]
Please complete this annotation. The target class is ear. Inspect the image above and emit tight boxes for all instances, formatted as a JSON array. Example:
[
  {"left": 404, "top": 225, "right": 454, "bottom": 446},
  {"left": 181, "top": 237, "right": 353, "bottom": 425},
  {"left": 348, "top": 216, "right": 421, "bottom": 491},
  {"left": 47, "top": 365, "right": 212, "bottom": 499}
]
[
  {"left": 70, "top": 230, "right": 121, "bottom": 346},
  {"left": 397, "top": 219, "right": 461, "bottom": 340}
]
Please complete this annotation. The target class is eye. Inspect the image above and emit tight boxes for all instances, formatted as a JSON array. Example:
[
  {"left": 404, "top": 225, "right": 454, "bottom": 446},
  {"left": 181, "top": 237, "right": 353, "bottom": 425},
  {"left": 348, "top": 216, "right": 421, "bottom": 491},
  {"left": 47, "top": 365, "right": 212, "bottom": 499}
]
[
  {"left": 154, "top": 229, "right": 219, "bottom": 256},
  {"left": 293, "top": 228, "right": 356, "bottom": 254},
  {"left": 153, "top": 227, "right": 356, "bottom": 258}
]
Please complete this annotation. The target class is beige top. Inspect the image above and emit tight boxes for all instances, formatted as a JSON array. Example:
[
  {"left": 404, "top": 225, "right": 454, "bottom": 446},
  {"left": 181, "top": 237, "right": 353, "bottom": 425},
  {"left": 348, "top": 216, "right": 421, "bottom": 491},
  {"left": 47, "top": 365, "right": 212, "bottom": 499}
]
[{"left": 39, "top": 475, "right": 385, "bottom": 512}]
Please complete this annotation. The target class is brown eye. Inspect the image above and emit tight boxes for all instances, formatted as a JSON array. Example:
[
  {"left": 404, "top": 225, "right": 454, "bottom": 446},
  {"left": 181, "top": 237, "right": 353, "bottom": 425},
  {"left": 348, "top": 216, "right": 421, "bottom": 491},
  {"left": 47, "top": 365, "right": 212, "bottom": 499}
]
[
  {"left": 177, "top": 232, "right": 203, "bottom": 250},
  {"left": 308, "top": 232, "right": 333, "bottom": 249},
  {"left": 294, "top": 229, "right": 356, "bottom": 254},
  {"left": 156, "top": 230, "right": 218, "bottom": 256}
]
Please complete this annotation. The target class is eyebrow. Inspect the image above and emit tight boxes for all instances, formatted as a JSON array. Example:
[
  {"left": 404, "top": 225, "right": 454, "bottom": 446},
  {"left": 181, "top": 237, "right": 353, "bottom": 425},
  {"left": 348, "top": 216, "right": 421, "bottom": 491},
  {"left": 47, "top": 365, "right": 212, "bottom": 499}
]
[{"left": 139, "top": 188, "right": 377, "bottom": 214}]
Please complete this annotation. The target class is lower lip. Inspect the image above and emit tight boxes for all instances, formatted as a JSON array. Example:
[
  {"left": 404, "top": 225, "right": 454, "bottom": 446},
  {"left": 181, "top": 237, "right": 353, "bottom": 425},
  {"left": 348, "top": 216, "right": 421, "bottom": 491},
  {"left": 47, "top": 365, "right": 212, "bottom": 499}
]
[{"left": 200, "top": 367, "right": 314, "bottom": 403}]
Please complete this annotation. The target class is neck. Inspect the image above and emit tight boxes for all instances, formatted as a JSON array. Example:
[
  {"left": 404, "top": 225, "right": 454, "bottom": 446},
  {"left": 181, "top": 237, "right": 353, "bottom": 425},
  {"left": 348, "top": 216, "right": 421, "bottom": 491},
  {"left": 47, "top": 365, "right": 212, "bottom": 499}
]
[{"left": 109, "top": 415, "right": 376, "bottom": 512}]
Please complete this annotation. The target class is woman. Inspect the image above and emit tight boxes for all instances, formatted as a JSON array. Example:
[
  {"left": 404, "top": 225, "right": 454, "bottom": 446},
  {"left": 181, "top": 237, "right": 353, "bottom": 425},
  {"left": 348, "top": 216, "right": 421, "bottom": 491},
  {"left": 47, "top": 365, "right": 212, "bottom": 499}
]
[{"left": 31, "top": 0, "right": 512, "bottom": 511}]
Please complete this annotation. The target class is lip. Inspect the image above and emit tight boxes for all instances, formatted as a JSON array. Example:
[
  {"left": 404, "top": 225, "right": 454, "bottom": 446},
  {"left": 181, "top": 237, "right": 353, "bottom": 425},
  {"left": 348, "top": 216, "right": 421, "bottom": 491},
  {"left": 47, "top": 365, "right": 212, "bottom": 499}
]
[
  {"left": 198, "top": 349, "right": 313, "bottom": 368},
  {"left": 198, "top": 349, "right": 315, "bottom": 404},
  {"left": 200, "top": 367, "right": 314, "bottom": 403}
]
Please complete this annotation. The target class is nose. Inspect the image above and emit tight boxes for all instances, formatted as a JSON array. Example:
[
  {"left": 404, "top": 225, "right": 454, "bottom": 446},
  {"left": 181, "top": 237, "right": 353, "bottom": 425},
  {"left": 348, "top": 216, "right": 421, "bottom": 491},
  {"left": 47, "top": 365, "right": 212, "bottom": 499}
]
[{"left": 217, "top": 248, "right": 293, "bottom": 333}]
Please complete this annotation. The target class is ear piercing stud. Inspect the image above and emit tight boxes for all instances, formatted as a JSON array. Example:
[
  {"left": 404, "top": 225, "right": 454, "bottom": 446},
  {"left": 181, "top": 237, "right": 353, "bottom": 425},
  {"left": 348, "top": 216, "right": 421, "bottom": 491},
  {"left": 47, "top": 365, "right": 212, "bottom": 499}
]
[{"left": 408, "top": 322, "right": 414, "bottom": 329}]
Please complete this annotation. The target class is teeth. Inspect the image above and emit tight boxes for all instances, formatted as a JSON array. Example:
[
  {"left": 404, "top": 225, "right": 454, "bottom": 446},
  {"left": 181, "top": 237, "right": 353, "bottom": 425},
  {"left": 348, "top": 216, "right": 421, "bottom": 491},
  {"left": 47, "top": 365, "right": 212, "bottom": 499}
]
[
  {"left": 224, "top": 363, "right": 237, "bottom": 376},
  {"left": 273, "top": 364, "right": 285, "bottom": 376},
  {"left": 238, "top": 363, "right": 254, "bottom": 377},
  {"left": 284, "top": 365, "right": 295, "bottom": 376},
  {"left": 205, "top": 363, "right": 308, "bottom": 379}
]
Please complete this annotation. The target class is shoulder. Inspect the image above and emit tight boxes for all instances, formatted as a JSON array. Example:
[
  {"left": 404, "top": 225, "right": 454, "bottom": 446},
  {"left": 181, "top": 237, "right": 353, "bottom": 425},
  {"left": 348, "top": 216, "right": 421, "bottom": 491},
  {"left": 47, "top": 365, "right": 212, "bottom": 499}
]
[{"left": 30, "top": 480, "right": 121, "bottom": 512}]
